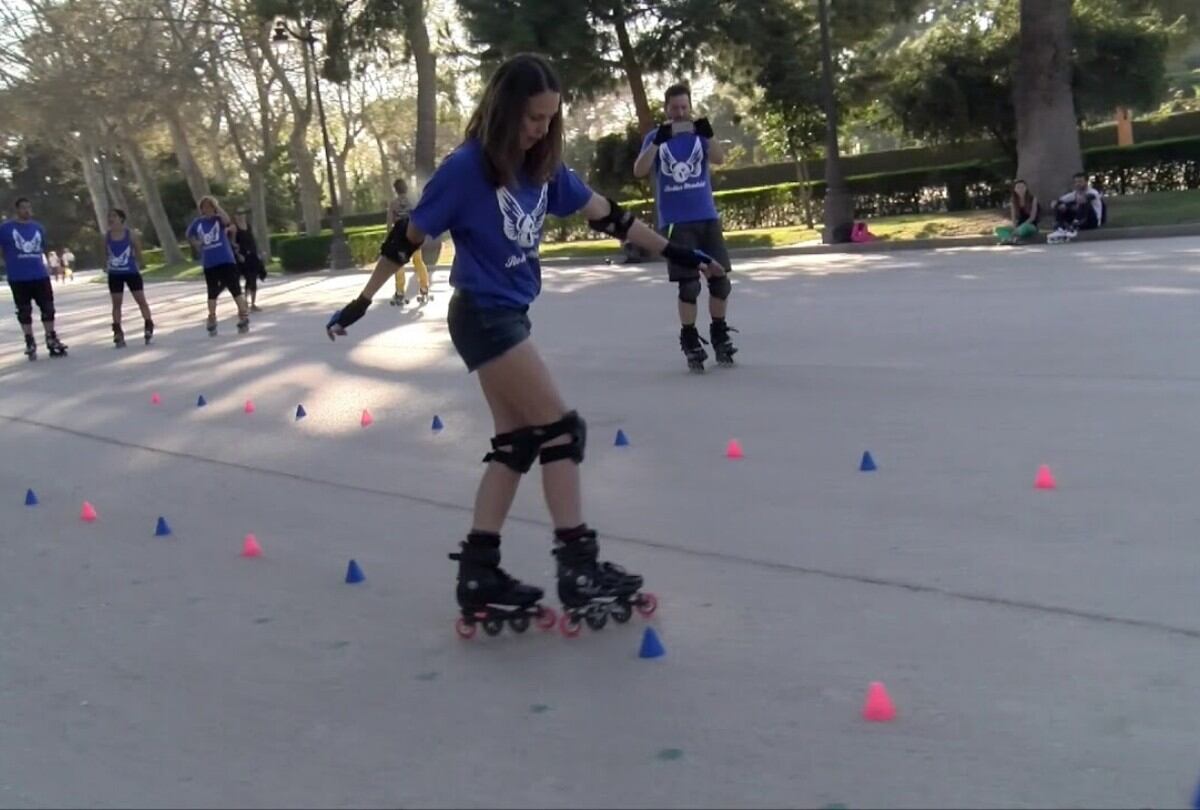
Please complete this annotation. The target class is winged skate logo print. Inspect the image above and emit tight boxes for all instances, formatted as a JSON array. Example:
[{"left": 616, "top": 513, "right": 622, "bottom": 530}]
[
  {"left": 108, "top": 245, "right": 132, "bottom": 271},
  {"left": 13, "top": 227, "right": 42, "bottom": 257},
  {"left": 659, "top": 138, "right": 705, "bottom": 184},
  {"left": 497, "top": 186, "right": 547, "bottom": 251},
  {"left": 198, "top": 220, "right": 224, "bottom": 248}
]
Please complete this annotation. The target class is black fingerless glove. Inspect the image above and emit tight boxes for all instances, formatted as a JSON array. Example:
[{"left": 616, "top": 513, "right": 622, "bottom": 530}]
[
  {"left": 694, "top": 117, "right": 714, "bottom": 139},
  {"left": 652, "top": 122, "right": 673, "bottom": 145},
  {"left": 661, "top": 243, "right": 713, "bottom": 269},
  {"left": 327, "top": 296, "right": 371, "bottom": 332}
]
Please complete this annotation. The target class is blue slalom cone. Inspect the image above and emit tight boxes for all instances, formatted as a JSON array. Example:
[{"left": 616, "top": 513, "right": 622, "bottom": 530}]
[
  {"left": 860, "top": 451, "right": 877, "bottom": 472},
  {"left": 196, "top": 394, "right": 207, "bottom": 407},
  {"left": 295, "top": 404, "right": 307, "bottom": 420},
  {"left": 1192, "top": 773, "right": 1200, "bottom": 810},
  {"left": 154, "top": 516, "right": 172, "bottom": 537},
  {"left": 614, "top": 429, "right": 630, "bottom": 447},
  {"left": 24, "top": 488, "right": 38, "bottom": 506},
  {"left": 431, "top": 414, "right": 444, "bottom": 432},
  {"left": 638, "top": 627, "right": 665, "bottom": 659},
  {"left": 345, "top": 559, "right": 365, "bottom": 584}
]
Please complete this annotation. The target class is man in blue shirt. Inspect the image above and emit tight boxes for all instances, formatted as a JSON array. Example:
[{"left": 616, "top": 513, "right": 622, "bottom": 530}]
[
  {"left": 634, "top": 83, "right": 737, "bottom": 372},
  {"left": 0, "top": 198, "right": 67, "bottom": 358}
]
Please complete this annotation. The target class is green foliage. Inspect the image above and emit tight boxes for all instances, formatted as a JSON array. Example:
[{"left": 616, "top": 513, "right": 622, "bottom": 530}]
[
  {"left": 0, "top": 139, "right": 100, "bottom": 265},
  {"left": 276, "top": 233, "right": 331, "bottom": 272},
  {"left": 589, "top": 126, "right": 649, "bottom": 198}
]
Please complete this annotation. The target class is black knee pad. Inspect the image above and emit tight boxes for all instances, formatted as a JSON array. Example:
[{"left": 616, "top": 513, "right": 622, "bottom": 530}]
[
  {"left": 39, "top": 303, "right": 55, "bottom": 322},
  {"left": 678, "top": 278, "right": 701, "bottom": 304},
  {"left": 708, "top": 274, "right": 731, "bottom": 300},
  {"left": 483, "top": 426, "right": 544, "bottom": 473},
  {"left": 538, "top": 410, "right": 587, "bottom": 465},
  {"left": 15, "top": 307, "right": 32, "bottom": 325}
]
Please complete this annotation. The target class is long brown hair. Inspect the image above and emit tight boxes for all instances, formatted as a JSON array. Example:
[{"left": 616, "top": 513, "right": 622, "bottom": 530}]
[
  {"left": 465, "top": 53, "right": 564, "bottom": 188},
  {"left": 1010, "top": 180, "right": 1034, "bottom": 211}
]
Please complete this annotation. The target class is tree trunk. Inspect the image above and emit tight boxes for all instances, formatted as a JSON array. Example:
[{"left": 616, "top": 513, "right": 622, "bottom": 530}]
[
  {"left": 817, "top": 0, "right": 853, "bottom": 243},
  {"left": 98, "top": 150, "right": 130, "bottom": 214},
  {"left": 403, "top": 0, "right": 438, "bottom": 186},
  {"left": 75, "top": 138, "right": 110, "bottom": 234},
  {"left": 791, "top": 142, "right": 815, "bottom": 229},
  {"left": 248, "top": 167, "right": 271, "bottom": 263},
  {"left": 1014, "top": 0, "right": 1082, "bottom": 209},
  {"left": 209, "top": 108, "right": 231, "bottom": 186},
  {"left": 165, "top": 106, "right": 211, "bottom": 202},
  {"left": 373, "top": 131, "right": 392, "bottom": 205},
  {"left": 290, "top": 128, "right": 323, "bottom": 235},
  {"left": 334, "top": 151, "right": 354, "bottom": 215},
  {"left": 121, "top": 136, "right": 184, "bottom": 265},
  {"left": 612, "top": 6, "right": 654, "bottom": 133}
]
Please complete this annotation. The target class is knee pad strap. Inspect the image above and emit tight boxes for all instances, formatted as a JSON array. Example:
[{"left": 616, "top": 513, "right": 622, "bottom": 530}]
[
  {"left": 538, "top": 410, "right": 587, "bottom": 465},
  {"left": 483, "top": 427, "right": 543, "bottom": 473}
]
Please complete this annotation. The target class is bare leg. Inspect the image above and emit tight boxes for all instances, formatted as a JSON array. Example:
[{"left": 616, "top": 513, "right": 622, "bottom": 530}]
[
  {"left": 709, "top": 294, "right": 727, "bottom": 320},
  {"left": 678, "top": 299, "right": 698, "bottom": 327},
  {"left": 131, "top": 290, "right": 152, "bottom": 322},
  {"left": 111, "top": 292, "right": 123, "bottom": 326}
]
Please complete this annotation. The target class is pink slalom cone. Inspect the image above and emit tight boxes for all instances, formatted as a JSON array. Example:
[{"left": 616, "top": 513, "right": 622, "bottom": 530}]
[
  {"left": 241, "top": 533, "right": 263, "bottom": 558},
  {"left": 862, "top": 681, "right": 897, "bottom": 723},
  {"left": 80, "top": 501, "right": 98, "bottom": 522},
  {"left": 244, "top": 400, "right": 256, "bottom": 414},
  {"left": 725, "top": 439, "right": 744, "bottom": 460},
  {"left": 1034, "top": 464, "right": 1057, "bottom": 490},
  {"left": 151, "top": 392, "right": 161, "bottom": 405},
  {"left": 360, "top": 409, "right": 373, "bottom": 428}
]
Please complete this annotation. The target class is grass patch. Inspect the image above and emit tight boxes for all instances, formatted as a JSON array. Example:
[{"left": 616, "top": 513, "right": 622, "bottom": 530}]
[{"left": 126, "top": 259, "right": 285, "bottom": 282}]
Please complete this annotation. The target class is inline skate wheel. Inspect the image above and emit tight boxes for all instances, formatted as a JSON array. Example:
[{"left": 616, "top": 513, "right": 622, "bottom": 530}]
[
  {"left": 508, "top": 615, "right": 530, "bottom": 634},
  {"left": 585, "top": 609, "right": 608, "bottom": 631},
  {"left": 535, "top": 605, "right": 557, "bottom": 631},
  {"left": 454, "top": 617, "right": 476, "bottom": 640},
  {"left": 634, "top": 592, "right": 658, "bottom": 617},
  {"left": 610, "top": 601, "right": 633, "bottom": 624},
  {"left": 482, "top": 617, "right": 504, "bottom": 637},
  {"left": 559, "top": 612, "right": 583, "bottom": 638}
]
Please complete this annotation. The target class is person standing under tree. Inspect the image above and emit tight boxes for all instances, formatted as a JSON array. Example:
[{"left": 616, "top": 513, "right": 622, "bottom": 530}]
[
  {"left": 46, "top": 248, "right": 61, "bottom": 283},
  {"left": 387, "top": 178, "right": 432, "bottom": 307},
  {"left": 633, "top": 83, "right": 738, "bottom": 373},
  {"left": 1, "top": 198, "right": 67, "bottom": 359},
  {"left": 186, "top": 195, "right": 250, "bottom": 336},
  {"left": 326, "top": 54, "right": 724, "bottom": 637},
  {"left": 60, "top": 247, "right": 74, "bottom": 281},
  {"left": 103, "top": 208, "right": 154, "bottom": 347}
]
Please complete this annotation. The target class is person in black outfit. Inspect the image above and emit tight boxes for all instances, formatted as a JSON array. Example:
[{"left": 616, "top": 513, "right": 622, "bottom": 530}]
[{"left": 233, "top": 210, "right": 266, "bottom": 312}]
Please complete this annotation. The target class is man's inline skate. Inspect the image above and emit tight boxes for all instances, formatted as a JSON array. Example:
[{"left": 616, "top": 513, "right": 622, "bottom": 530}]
[
  {"left": 450, "top": 533, "right": 557, "bottom": 639},
  {"left": 45, "top": 331, "right": 67, "bottom": 357},
  {"left": 144, "top": 319, "right": 154, "bottom": 345},
  {"left": 113, "top": 323, "right": 126, "bottom": 348},
  {"left": 680, "top": 325, "right": 709, "bottom": 373},
  {"left": 709, "top": 319, "right": 739, "bottom": 367},
  {"left": 553, "top": 525, "right": 657, "bottom": 637},
  {"left": 23, "top": 334, "right": 36, "bottom": 361}
]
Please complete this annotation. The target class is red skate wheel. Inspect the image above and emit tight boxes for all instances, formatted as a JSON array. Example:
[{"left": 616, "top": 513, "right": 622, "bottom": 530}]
[
  {"left": 535, "top": 606, "right": 558, "bottom": 631},
  {"left": 634, "top": 592, "right": 658, "bottom": 617},
  {"left": 559, "top": 612, "right": 582, "bottom": 638},
  {"left": 454, "top": 617, "right": 476, "bottom": 640}
]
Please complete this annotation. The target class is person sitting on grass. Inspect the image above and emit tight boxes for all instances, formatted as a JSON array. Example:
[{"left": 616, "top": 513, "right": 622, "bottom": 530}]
[
  {"left": 995, "top": 179, "right": 1040, "bottom": 245},
  {"left": 1050, "top": 173, "right": 1104, "bottom": 240}
]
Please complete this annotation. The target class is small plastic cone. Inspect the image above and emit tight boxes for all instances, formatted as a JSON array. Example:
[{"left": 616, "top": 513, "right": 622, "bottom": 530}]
[
  {"left": 431, "top": 414, "right": 444, "bottom": 432},
  {"left": 154, "top": 516, "right": 171, "bottom": 537},
  {"left": 295, "top": 404, "right": 306, "bottom": 420},
  {"left": 244, "top": 400, "right": 255, "bottom": 414},
  {"left": 80, "top": 501, "right": 98, "bottom": 522},
  {"left": 360, "top": 409, "right": 373, "bottom": 428},
  {"left": 345, "top": 559, "right": 365, "bottom": 584},
  {"left": 638, "top": 627, "right": 665, "bottom": 659},
  {"left": 860, "top": 451, "right": 877, "bottom": 472},
  {"left": 24, "top": 488, "right": 38, "bottom": 506},
  {"left": 151, "top": 392, "right": 161, "bottom": 405},
  {"left": 241, "top": 533, "right": 262, "bottom": 557},
  {"left": 725, "top": 439, "right": 744, "bottom": 459},
  {"left": 1034, "top": 464, "right": 1057, "bottom": 490},
  {"left": 615, "top": 429, "right": 630, "bottom": 447},
  {"left": 862, "top": 681, "right": 896, "bottom": 722},
  {"left": 196, "top": 394, "right": 207, "bottom": 407}
]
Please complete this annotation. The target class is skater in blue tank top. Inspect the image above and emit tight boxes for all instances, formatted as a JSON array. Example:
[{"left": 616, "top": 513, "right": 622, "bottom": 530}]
[{"left": 103, "top": 209, "right": 154, "bottom": 347}]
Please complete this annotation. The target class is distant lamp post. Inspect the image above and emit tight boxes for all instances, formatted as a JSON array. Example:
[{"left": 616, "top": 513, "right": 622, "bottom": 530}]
[
  {"left": 817, "top": 0, "right": 853, "bottom": 244},
  {"left": 272, "top": 18, "right": 353, "bottom": 270}
]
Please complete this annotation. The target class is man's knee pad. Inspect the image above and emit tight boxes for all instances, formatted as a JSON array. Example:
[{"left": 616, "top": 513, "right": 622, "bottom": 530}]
[
  {"left": 537, "top": 410, "right": 587, "bottom": 465},
  {"left": 39, "top": 302, "right": 55, "bottom": 322},
  {"left": 483, "top": 426, "right": 544, "bottom": 473},
  {"left": 707, "top": 274, "right": 731, "bottom": 300},
  {"left": 678, "top": 278, "right": 701, "bottom": 304},
  {"left": 15, "top": 305, "right": 32, "bottom": 325}
]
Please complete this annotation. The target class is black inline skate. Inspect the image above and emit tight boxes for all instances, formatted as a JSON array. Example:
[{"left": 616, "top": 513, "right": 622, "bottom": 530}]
[
  {"left": 709, "top": 319, "right": 738, "bottom": 367},
  {"left": 144, "top": 319, "right": 154, "bottom": 344},
  {"left": 680, "top": 324, "right": 709, "bottom": 373},
  {"left": 112, "top": 323, "right": 126, "bottom": 348},
  {"left": 553, "top": 525, "right": 657, "bottom": 637},
  {"left": 45, "top": 331, "right": 67, "bottom": 358},
  {"left": 237, "top": 315, "right": 250, "bottom": 334},
  {"left": 23, "top": 334, "right": 36, "bottom": 361},
  {"left": 206, "top": 316, "right": 217, "bottom": 337},
  {"left": 450, "top": 533, "right": 557, "bottom": 639}
]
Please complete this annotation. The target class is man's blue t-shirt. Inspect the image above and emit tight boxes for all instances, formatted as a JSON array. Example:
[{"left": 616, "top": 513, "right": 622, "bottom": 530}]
[
  {"left": 0, "top": 220, "right": 49, "bottom": 281},
  {"left": 410, "top": 139, "right": 592, "bottom": 309},
  {"left": 640, "top": 130, "right": 720, "bottom": 229},
  {"left": 186, "top": 216, "right": 236, "bottom": 268}
]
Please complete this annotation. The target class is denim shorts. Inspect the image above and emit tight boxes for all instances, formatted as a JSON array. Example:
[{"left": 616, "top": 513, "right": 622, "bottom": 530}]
[{"left": 447, "top": 290, "right": 532, "bottom": 372}]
